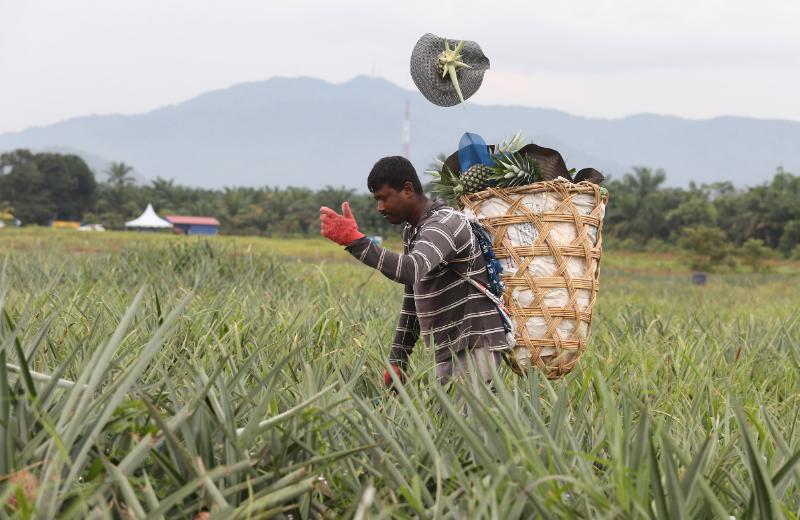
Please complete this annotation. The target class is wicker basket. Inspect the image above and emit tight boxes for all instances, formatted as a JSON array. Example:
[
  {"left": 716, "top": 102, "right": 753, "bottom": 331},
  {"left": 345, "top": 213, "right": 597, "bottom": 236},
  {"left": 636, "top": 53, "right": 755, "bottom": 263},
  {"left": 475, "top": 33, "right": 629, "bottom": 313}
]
[{"left": 459, "top": 180, "right": 608, "bottom": 379}]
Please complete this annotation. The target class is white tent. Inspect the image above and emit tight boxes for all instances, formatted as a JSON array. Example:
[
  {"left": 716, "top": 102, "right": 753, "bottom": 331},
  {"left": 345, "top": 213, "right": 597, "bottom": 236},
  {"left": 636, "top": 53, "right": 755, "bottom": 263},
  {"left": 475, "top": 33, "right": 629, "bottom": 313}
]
[{"left": 125, "top": 203, "right": 173, "bottom": 229}]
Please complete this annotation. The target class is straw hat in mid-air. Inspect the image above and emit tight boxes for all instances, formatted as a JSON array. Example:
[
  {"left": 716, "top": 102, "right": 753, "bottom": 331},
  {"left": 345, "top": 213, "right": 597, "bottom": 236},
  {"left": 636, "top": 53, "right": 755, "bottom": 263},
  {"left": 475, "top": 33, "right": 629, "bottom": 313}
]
[{"left": 410, "top": 33, "right": 490, "bottom": 107}]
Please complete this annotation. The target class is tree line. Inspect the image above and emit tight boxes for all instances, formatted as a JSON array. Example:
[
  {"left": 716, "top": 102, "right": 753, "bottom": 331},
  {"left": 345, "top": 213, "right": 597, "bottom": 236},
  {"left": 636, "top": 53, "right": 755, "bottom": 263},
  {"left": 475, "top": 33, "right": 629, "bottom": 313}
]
[
  {"left": 604, "top": 166, "right": 800, "bottom": 258},
  {"left": 1, "top": 149, "right": 798, "bottom": 259},
  {"left": 0, "top": 149, "right": 398, "bottom": 237}
]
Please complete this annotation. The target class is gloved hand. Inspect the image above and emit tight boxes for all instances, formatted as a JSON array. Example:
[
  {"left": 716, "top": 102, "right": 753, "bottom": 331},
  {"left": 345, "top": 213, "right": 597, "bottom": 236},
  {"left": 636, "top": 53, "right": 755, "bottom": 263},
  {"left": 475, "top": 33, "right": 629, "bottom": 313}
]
[
  {"left": 320, "top": 201, "right": 365, "bottom": 246},
  {"left": 383, "top": 363, "right": 405, "bottom": 389}
]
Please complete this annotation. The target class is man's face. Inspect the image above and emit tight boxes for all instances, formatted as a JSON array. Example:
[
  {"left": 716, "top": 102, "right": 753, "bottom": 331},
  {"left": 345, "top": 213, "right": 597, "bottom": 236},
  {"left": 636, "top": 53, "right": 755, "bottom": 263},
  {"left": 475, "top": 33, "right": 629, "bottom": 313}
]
[{"left": 372, "top": 183, "right": 413, "bottom": 225}]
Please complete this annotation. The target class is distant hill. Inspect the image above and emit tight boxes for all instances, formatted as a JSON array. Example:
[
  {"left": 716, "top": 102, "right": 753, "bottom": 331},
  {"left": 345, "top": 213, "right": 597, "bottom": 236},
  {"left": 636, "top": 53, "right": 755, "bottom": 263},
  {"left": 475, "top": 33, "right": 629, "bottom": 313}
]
[{"left": 1, "top": 76, "right": 798, "bottom": 189}]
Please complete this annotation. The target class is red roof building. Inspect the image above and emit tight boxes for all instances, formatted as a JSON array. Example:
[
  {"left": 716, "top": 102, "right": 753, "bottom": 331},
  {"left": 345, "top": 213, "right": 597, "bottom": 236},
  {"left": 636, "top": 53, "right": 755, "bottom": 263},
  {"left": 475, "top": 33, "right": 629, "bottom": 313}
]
[
  {"left": 165, "top": 216, "right": 220, "bottom": 226},
  {"left": 165, "top": 215, "right": 220, "bottom": 235}
]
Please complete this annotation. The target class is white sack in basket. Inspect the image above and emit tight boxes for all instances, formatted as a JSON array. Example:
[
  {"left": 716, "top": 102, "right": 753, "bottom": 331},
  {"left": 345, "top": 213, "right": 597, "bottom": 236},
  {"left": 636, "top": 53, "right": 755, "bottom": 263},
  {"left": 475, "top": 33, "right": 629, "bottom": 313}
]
[{"left": 464, "top": 189, "right": 606, "bottom": 366}]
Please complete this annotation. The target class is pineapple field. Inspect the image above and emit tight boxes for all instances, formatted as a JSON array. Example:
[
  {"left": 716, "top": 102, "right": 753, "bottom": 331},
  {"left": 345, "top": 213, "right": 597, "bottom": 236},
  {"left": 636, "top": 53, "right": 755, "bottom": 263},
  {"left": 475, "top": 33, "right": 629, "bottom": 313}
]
[{"left": 1, "top": 229, "right": 799, "bottom": 518}]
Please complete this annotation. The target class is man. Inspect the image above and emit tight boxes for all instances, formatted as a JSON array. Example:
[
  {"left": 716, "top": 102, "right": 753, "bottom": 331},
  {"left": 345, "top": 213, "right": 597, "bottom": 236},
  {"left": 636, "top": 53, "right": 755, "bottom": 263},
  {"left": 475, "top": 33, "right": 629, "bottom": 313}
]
[{"left": 319, "top": 156, "right": 508, "bottom": 387}]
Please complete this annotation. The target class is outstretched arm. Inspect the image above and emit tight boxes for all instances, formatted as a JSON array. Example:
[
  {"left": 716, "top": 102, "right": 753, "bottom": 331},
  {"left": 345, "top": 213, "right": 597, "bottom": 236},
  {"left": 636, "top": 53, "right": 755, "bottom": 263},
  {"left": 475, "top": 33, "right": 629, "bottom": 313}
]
[
  {"left": 321, "top": 202, "right": 471, "bottom": 285},
  {"left": 344, "top": 218, "right": 471, "bottom": 285}
]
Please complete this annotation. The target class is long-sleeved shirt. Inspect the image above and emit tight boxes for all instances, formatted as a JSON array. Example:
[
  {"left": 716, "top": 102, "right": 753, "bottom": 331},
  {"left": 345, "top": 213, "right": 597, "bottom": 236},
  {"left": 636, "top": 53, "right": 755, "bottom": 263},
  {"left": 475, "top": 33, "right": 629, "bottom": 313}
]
[{"left": 345, "top": 199, "right": 508, "bottom": 365}]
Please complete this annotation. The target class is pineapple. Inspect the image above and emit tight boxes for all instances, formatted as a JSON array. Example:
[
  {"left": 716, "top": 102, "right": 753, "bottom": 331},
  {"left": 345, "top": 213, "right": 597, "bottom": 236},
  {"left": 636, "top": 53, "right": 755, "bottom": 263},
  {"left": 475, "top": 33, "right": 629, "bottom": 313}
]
[
  {"left": 426, "top": 131, "right": 544, "bottom": 202},
  {"left": 460, "top": 164, "right": 493, "bottom": 193}
]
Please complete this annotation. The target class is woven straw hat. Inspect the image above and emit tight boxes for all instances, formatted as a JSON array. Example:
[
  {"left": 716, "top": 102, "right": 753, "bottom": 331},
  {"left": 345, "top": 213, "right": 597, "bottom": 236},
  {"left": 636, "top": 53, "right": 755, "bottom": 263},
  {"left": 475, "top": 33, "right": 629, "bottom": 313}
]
[{"left": 410, "top": 33, "right": 490, "bottom": 107}]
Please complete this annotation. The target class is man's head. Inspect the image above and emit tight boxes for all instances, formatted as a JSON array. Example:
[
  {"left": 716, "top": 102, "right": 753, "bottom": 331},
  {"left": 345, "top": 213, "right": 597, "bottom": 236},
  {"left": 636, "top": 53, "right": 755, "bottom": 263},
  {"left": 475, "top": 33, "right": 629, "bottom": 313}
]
[{"left": 368, "top": 156, "right": 426, "bottom": 225}]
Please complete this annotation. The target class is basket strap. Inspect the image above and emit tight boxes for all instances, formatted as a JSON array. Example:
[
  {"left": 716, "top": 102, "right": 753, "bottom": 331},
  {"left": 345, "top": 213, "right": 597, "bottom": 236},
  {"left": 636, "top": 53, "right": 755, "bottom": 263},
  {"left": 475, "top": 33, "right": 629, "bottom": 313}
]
[
  {"left": 452, "top": 267, "right": 516, "bottom": 350},
  {"left": 432, "top": 207, "right": 516, "bottom": 350}
]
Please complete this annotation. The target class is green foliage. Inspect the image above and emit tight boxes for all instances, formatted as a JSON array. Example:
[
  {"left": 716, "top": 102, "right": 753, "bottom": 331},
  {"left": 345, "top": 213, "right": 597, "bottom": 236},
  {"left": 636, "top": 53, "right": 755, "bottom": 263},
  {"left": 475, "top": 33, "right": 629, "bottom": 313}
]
[
  {"left": 604, "top": 167, "right": 800, "bottom": 253},
  {"left": 2, "top": 148, "right": 800, "bottom": 253},
  {"left": 779, "top": 220, "right": 800, "bottom": 256},
  {"left": 709, "top": 167, "right": 800, "bottom": 248},
  {"left": 92, "top": 180, "right": 398, "bottom": 238},
  {"left": 105, "top": 161, "right": 135, "bottom": 189},
  {"left": 0, "top": 234, "right": 798, "bottom": 517},
  {"left": 739, "top": 239, "right": 773, "bottom": 272},
  {"left": 643, "top": 238, "right": 673, "bottom": 253},
  {"left": 0, "top": 149, "right": 96, "bottom": 224},
  {"left": 666, "top": 183, "right": 718, "bottom": 230},
  {"left": 679, "top": 225, "right": 732, "bottom": 272},
  {"left": 605, "top": 167, "right": 674, "bottom": 242}
]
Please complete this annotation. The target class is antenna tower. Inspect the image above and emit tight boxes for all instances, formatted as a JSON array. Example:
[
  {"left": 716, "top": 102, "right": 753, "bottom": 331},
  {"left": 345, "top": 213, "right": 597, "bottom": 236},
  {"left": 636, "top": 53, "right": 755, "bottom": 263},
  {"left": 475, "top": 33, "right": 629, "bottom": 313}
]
[{"left": 401, "top": 99, "right": 411, "bottom": 159}]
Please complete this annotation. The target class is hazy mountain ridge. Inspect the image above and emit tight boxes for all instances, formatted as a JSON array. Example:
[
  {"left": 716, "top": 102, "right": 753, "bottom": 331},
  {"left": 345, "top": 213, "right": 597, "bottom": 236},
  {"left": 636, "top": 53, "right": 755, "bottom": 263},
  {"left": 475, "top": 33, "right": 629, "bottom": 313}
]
[{"left": 1, "top": 76, "right": 798, "bottom": 189}]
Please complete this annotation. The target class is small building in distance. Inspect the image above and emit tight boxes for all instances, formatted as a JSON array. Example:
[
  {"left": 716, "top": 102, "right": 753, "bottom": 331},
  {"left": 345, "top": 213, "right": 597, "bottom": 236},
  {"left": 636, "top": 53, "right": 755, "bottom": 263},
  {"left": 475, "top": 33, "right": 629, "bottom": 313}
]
[
  {"left": 166, "top": 215, "right": 220, "bottom": 236},
  {"left": 51, "top": 220, "right": 82, "bottom": 230}
]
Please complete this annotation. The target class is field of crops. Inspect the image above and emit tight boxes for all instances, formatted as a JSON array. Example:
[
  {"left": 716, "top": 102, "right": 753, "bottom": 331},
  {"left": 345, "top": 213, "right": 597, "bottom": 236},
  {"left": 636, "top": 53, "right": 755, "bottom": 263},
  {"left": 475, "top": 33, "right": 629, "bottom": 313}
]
[{"left": 1, "top": 228, "right": 799, "bottom": 519}]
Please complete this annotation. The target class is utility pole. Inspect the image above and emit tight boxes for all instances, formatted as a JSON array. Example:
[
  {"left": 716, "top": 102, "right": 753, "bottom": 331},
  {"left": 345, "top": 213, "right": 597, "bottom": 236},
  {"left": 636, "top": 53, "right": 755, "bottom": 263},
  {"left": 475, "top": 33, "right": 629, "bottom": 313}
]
[{"left": 401, "top": 99, "right": 411, "bottom": 159}]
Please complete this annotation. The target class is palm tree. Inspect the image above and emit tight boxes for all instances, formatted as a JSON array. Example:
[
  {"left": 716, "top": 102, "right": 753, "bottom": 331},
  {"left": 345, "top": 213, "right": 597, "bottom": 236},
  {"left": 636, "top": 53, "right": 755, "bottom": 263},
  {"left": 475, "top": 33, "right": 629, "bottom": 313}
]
[
  {"left": 624, "top": 167, "right": 666, "bottom": 201},
  {"left": 604, "top": 167, "right": 667, "bottom": 240},
  {"left": 105, "top": 162, "right": 135, "bottom": 189}
]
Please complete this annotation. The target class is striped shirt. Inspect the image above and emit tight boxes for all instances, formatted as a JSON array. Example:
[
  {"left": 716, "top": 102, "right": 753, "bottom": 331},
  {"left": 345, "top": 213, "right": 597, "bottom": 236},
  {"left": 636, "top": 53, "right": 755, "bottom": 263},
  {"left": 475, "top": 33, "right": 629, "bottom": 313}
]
[{"left": 345, "top": 199, "right": 508, "bottom": 365}]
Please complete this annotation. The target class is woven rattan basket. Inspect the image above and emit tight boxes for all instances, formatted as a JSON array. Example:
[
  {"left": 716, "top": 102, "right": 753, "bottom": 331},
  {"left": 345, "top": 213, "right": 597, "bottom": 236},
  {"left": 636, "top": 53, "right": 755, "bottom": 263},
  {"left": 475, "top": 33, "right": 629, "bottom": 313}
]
[{"left": 460, "top": 180, "right": 608, "bottom": 379}]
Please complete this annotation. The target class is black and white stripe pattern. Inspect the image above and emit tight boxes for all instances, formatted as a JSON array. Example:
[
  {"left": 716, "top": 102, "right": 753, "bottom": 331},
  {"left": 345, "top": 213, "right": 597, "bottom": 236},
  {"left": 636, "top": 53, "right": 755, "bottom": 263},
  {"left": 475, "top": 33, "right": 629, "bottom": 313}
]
[{"left": 346, "top": 199, "right": 508, "bottom": 365}]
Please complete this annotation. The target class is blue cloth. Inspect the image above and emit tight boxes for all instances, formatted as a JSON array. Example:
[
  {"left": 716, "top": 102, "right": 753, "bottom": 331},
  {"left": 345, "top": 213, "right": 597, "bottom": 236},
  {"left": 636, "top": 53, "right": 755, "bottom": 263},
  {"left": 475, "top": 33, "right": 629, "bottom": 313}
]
[
  {"left": 469, "top": 221, "right": 505, "bottom": 298},
  {"left": 458, "top": 132, "right": 495, "bottom": 172},
  {"left": 468, "top": 221, "right": 513, "bottom": 338}
]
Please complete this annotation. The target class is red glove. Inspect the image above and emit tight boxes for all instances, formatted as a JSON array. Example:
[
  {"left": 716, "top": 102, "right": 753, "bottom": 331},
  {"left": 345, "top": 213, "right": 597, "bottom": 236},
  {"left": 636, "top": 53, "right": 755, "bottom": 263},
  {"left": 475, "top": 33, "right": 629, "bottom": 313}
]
[
  {"left": 320, "top": 202, "right": 365, "bottom": 246},
  {"left": 383, "top": 364, "right": 405, "bottom": 388}
]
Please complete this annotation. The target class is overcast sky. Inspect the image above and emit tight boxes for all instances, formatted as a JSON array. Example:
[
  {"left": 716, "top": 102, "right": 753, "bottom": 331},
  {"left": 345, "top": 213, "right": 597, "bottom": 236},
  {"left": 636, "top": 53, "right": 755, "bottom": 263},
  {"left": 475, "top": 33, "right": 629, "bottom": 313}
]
[{"left": 1, "top": 0, "right": 799, "bottom": 134}]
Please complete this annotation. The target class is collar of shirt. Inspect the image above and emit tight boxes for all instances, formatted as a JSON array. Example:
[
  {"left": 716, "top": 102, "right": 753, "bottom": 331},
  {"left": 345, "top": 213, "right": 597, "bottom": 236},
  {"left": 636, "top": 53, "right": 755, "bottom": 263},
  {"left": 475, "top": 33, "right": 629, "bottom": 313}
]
[{"left": 405, "top": 198, "right": 449, "bottom": 247}]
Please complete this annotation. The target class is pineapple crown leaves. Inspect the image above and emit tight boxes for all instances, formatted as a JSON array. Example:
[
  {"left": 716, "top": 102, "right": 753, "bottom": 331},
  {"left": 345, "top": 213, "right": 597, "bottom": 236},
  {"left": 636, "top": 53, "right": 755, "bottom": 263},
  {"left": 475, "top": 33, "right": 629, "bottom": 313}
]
[
  {"left": 495, "top": 131, "right": 526, "bottom": 154},
  {"left": 424, "top": 157, "right": 446, "bottom": 177},
  {"left": 426, "top": 161, "right": 462, "bottom": 203},
  {"left": 425, "top": 159, "right": 458, "bottom": 186},
  {"left": 488, "top": 150, "right": 544, "bottom": 187},
  {"left": 427, "top": 132, "right": 566, "bottom": 199},
  {"left": 438, "top": 39, "right": 472, "bottom": 104}
]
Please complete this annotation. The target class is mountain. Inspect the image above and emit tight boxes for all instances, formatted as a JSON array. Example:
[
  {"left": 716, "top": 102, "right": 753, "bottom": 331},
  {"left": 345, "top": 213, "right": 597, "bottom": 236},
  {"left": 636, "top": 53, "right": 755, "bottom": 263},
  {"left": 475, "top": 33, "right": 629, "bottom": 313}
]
[{"left": 1, "top": 76, "right": 798, "bottom": 189}]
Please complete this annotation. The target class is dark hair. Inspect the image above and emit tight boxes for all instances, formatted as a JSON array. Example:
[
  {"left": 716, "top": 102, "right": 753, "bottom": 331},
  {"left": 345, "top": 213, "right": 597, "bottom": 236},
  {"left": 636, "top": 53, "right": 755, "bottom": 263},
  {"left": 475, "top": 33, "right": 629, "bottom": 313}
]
[{"left": 367, "top": 156, "right": 423, "bottom": 194}]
